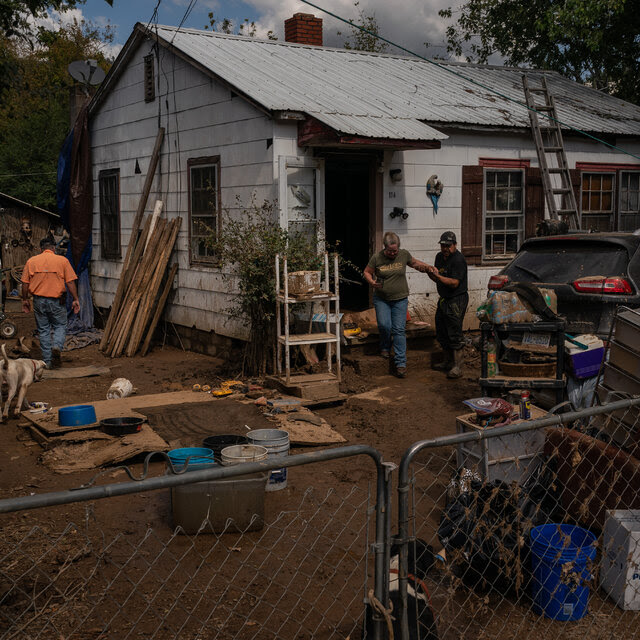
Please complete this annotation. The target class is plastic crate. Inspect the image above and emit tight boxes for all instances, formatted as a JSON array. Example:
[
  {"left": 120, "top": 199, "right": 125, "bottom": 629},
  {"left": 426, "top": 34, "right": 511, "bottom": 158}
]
[
  {"left": 171, "top": 472, "right": 268, "bottom": 534},
  {"left": 455, "top": 405, "right": 546, "bottom": 484},
  {"left": 600, "top": 510, "right": 640, "bottom": 610},
  {"left": 568, "top": 346, "right": 604, "bottom": 379}
]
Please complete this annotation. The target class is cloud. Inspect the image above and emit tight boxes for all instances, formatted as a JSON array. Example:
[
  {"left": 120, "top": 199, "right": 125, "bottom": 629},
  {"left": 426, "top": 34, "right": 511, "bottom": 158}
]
[
  {"left": 29, "top": 7, "right": 122, "bottom": 60},
  {"left": 247, "top": 0, "right": 455, "bottom": 58}
]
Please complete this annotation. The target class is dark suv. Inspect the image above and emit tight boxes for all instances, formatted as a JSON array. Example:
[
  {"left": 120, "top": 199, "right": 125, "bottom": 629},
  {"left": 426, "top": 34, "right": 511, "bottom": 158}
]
[{"left": 488, "top": 233, "right": 640, "bottom": 336}]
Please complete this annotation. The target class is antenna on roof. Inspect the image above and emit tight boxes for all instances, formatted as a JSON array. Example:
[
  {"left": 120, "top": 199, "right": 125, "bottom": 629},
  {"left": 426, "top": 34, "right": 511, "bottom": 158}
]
[{"left": 67, "top": 60, "right": 106, "bottom": 94}]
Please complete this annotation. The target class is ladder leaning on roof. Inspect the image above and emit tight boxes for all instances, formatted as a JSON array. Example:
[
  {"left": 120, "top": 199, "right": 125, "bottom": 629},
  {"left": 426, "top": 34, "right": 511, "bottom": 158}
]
[{"left": 522, "top": 74, "right": 581, "bottom": 230}]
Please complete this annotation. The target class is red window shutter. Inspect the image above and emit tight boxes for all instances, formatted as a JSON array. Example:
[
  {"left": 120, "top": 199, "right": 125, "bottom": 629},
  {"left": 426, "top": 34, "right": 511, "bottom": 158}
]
[
  {"left": 461, "top": 165, "right": 484, "bottom": 265},
  {"left": 525, "top": 167, "right": 544, "bottom": 239}
]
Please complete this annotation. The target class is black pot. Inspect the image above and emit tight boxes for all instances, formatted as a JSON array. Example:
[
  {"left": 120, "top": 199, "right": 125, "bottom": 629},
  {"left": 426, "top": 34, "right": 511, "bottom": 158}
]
[
  {"left": 100, "top": 417, "right": 145, "bottom": 436},
  {"left": 202, "top": 434, "right": 249, "bottom": 459}
]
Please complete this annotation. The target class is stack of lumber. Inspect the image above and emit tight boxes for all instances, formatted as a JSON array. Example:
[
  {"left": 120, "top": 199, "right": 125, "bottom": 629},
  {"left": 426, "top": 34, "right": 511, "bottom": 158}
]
[{"left": 99, "top": 211, "right": 181, "bottom": 357}]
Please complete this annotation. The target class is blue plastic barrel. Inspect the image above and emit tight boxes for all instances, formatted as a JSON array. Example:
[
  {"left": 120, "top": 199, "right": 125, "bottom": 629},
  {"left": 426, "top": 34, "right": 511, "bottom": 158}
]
[
  {"left": 167, "top": 447, "right": 215, "bottom": 472},
  {"left": 530, "top": 524, "right": 597, "bottom": 620}
]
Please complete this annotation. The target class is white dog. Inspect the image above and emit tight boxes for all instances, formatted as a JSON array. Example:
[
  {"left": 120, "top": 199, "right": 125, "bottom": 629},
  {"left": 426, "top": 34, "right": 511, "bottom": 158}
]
[{"left": 1, "top": 344, "right": 46, "bottom": 421}]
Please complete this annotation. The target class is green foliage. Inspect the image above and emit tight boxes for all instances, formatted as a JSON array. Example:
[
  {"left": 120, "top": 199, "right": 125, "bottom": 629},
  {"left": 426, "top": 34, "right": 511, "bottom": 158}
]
[
  {"left": 209, "top": 198, "right": 323, "bottom": 376},
  {"left": 439, "top": 0, "right": 640, "bottom": 104},
  {"left": 0, "top": 18, "right": 113, "bottom": 209},
  {"left": 338, "top": 1, "right": 388, "bottom": 53},
  {"left": 0, "top": 0, "right": 112, "bottom": 40},
  {"left": 204, "top": 12, "right": 277, "bottom": 41}
]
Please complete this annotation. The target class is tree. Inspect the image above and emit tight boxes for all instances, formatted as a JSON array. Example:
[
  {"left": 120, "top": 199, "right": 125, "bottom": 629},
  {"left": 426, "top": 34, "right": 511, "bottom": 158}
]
[
  {"left": 1, "top": 1, "right": 112, "bottom": 40},
  {"left": 439, "top": 0, "right": 640, "bottom": 104},
  {"left": 204, "top": 12, "right": 277, "bottom": 40},
  {"left": 0, "top": 18, "right": 113, "bottom": 209},
  {"left": 339, "top": 1, "right": 388, "bottom": 53}
]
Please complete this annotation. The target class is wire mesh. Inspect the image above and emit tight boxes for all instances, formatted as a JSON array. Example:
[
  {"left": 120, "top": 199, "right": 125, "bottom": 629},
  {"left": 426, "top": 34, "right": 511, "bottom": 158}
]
[
  {"left": 400, "top": 400, "right": 640, "bottom": 640},
  {"left": 0, "top": 482, "right": 375, "bottom": 640}
]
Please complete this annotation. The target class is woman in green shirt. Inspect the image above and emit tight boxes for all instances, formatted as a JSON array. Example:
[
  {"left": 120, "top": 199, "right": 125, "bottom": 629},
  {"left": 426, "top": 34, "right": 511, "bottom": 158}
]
[{"left": 363, "top": 232, "right": 429, "bottom": 378}]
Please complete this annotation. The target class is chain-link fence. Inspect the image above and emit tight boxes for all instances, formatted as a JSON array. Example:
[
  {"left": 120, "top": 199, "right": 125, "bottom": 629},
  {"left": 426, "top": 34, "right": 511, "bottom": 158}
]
[
  {"left": 2, "top": 401, "right": 640, "bottom": 639},
  {"left": 0, "top": 445, "right": 389, "bottom": 640},
  {"left": 396, "top": 397, "right": 640, "bottom": 640}
]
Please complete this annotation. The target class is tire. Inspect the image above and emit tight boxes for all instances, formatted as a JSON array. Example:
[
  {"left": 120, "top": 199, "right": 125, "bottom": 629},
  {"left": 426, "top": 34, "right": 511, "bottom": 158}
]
[{"left": 0, "top": 320, "right": 17, "bottom": 339}]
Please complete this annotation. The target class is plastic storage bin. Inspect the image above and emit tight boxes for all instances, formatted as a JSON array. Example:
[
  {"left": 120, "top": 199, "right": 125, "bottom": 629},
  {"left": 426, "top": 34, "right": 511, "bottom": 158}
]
[
  {"left": 600, "top": 510, "right": 640, "bottom": 610},
  {"left": 171, "top": 472, "right": 269, "bottom": 534},
  {"left": 456, "top": 405, "right": 546, "bottom": 484}
]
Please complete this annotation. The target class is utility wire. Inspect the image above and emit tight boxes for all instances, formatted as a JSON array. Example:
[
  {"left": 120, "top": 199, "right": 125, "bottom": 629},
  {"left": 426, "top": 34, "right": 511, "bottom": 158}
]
[
  {"left": 300, "top": 0, "right": 640, "bottom": 163},
  {"left": 171, "top": 0, "right": 198, "bottom": 44}
]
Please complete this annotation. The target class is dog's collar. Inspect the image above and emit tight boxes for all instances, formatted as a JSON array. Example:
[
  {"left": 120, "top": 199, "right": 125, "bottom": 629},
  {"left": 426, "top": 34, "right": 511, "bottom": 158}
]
[
  {"left": 32, "top": 360, "right": 37, "bottom": 376},
  {"left": 388, "top": 569, "right": 433, "bottom": 606}
]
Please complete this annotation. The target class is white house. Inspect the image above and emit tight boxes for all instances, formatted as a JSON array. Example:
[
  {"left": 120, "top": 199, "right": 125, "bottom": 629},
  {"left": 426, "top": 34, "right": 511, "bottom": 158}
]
[{"left": 87, "top": 13, "right": 640, "bottom": 352}]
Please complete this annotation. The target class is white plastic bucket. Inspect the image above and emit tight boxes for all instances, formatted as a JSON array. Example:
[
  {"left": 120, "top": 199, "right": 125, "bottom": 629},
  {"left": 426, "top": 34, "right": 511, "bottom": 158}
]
[
  {"left": 246, "top": 429, "right": 290, "bottom": 491},
  {"left": 107, "top": 378, "right": 134, "bottom": 399},
  {"left": 220, "top": 444, "right": 268, "bottom": 466}
]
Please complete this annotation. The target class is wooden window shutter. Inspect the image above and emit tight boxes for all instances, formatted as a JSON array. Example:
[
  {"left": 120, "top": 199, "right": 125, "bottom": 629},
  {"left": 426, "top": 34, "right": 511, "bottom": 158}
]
[
  {"left": 570, "top": 169, "right": 582, "bottom": 222},
  {"left": 461, "top": 165, "right": 484, "bottom": 265},
  {"left": 524, "top": 167, "right": 544, "bottom": 239},
  {"left": 144, "top": 55, "right": 155, "bottom": 103}
]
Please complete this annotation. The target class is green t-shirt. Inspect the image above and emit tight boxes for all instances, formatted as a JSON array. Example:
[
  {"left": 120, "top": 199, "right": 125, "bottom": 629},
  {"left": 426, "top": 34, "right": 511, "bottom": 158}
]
[{"left": 367, "top": 248, "right": 413, "bottom": 301}]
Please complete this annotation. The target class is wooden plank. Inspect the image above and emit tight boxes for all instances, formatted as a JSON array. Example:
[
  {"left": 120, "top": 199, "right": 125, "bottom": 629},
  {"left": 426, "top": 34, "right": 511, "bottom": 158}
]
[
  {"left": 100, "top": 214, "right": 153, "bottom": 350},
  {"left": 22, "top": 391, "right": 219, "bottom": 435},
  {"left": 270, "top": 373, "right": 339, "bottom": 384},
  {"left": 141, "top": 261, "right": 179, "bottom": 356},
  {"left": 124, "top": 127, "right": 165, "bottom": 271}
]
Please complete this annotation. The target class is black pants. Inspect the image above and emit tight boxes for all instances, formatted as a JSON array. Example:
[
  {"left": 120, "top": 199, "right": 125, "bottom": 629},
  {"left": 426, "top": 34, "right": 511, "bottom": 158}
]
[{"left": 435, "top": 292, "right": 468, "bottom": 351}]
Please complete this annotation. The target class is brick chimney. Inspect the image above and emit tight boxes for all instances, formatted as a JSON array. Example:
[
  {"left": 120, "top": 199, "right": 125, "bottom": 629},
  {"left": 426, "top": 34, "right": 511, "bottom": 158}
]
[{"left": 284, "top": 13, "right": 323, "bottom": 46}]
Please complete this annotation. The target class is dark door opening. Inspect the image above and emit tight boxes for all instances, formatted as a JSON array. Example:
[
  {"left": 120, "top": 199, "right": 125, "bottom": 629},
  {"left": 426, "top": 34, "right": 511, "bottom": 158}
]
[{"left": 324, "top": 155, "right": 376, "bottom": 310}]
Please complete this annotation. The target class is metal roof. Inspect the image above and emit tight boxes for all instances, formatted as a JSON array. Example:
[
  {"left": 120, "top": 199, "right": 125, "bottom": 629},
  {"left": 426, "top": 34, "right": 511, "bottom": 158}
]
[{"left": 150, "top": 25, "right": 640, "bottom": 140}]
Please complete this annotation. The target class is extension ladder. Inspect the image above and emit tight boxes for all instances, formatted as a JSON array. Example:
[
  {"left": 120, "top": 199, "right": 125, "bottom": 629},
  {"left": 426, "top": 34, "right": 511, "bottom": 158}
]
[{"left": 522, "top": 75, "right": 581, "bottom": 230}]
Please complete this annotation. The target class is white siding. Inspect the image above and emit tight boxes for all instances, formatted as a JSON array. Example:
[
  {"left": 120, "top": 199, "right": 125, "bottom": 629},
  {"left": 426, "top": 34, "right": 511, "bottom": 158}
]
[{"left": 90, "top": 39, "right": 276, "bottom": 339}]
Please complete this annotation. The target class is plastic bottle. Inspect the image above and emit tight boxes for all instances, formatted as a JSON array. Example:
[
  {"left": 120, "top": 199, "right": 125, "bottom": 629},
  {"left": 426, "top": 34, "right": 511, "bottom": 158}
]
[
  {"left": 520, "top": 390, "right": 531, "bottom": 419},
  {"left": 486, "top": 338, "right": 497, "bottom": 377}
]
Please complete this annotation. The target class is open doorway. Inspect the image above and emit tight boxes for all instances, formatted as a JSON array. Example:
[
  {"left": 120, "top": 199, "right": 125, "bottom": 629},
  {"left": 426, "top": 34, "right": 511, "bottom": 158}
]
[{"left": 324, "top": 153, "right": 380, "bottom": 310}]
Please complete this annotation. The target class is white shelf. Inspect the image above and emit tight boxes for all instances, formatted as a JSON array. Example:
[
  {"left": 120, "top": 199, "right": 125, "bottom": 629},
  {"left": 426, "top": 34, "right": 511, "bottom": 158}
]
[{"left": 278, "top": 332, "right": 338, "bottom": 345}]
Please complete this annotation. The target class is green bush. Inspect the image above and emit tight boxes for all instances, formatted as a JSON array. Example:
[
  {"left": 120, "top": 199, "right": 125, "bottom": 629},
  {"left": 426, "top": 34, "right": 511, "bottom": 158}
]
[{"left": 209, "top": 198, "right": 323, "bottom": 376}]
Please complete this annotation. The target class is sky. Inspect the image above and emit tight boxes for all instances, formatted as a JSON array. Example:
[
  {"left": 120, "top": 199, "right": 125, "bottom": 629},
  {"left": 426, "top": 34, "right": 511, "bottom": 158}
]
[{"left": 52, "top": 0, "right": 457, "bottom": 61}]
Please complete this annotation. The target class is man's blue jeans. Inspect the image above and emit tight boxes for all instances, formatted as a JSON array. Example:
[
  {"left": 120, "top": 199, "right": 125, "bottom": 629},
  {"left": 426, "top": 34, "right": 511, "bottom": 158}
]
[
  {"left": 373, "top": 295, "right": 408, "bottom": 368},
  {"left": 33, "top": 296, "right": 67, "bottom": 366}
]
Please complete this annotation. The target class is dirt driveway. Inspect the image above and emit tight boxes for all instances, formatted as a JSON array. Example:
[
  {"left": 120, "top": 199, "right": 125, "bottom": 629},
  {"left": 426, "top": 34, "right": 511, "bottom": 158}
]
[{"left": 0, "top": 301, "right": 490, "bottom": 639}]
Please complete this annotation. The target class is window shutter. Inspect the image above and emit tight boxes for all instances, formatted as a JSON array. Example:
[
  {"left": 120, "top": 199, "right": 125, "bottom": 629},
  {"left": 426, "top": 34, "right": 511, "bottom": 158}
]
[
  {"left": 461, "top": 165, "right": 484, "bottom": 265},
  {"left": 525, "top": 167, "right": 544, "bottom": 239},
  {"left": 570, "top": 169, "right": 582, "bottom": 223}
]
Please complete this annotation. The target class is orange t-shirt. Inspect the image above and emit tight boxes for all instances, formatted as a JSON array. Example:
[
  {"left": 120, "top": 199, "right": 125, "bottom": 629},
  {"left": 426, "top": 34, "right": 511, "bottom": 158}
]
[{"left": 22, "top": 250, "right": 77, "bottom": 298}]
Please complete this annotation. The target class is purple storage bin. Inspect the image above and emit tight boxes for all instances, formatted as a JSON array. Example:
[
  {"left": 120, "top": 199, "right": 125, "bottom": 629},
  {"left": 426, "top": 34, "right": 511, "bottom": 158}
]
[{"left": 569, "top": 347, "right": 605, "bottom": 379}]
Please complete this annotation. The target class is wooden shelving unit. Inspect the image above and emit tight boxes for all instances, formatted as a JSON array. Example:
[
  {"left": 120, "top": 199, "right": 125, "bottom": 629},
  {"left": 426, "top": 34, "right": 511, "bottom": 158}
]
[
  {"left": 275, "top": 252, "right": 341, "bottom": 385},
  {"left": 479, "top": 321, "right": 566, "bottom": 406}
]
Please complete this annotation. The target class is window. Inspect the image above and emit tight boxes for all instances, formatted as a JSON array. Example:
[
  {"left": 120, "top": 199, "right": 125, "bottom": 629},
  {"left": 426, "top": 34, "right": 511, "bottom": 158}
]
[
  {"left": 575, "top": 163, "right": 640, "bottom": 232},
  {"left": 619, "top": 171, "right": 640, "bottom": 231},
  {"left": 144, "top": 54, "right": 155, "bottom": 102},
  {"left": 461, "top": 164, "right": 543, "bottom": 265},
  {"left": 484, "top": 169, "right": 524, "bottom": 259},
  {"left": 188, "top": 157, "right": 220, "bottom": 264},
  {"left": 581, "top": 173, "right": 614, "bottom": 231},
  {"left": 99, "top": 169, "right": 120, "bottom": 259}
]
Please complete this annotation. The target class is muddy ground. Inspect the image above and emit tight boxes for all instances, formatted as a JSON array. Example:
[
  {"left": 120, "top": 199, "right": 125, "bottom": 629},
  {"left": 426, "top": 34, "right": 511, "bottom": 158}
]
[{"left": 1, "top": 300, "right": 631, "bottom": 640}]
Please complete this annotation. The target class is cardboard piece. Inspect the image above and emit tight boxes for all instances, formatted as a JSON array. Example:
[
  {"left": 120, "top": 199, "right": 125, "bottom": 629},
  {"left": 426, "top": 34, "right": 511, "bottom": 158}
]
[
  {"left": 270, "top": 408, "right": 346, "bottom": 445},
  {"left": 40, "top": 424, "right": 168, "bottom": 474},
  {"left": 42, "top": 365, "right": 111, "bottom": 380}
]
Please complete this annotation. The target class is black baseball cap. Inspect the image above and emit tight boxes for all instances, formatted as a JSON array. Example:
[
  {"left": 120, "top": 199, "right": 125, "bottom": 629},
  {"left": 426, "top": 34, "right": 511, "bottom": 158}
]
[{"left": 438, "top": 231, "right": 456, "bottom": 246}]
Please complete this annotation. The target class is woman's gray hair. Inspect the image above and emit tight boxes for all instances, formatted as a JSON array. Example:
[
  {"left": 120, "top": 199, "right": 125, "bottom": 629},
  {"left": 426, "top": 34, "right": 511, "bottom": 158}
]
[{"left": 383, "top": 231, "right": 400, "bottom": 248}]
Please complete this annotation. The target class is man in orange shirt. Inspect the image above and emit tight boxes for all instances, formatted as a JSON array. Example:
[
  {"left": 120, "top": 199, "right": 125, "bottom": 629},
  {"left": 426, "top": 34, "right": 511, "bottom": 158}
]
[{"left": 22, "top": 238, "right": 80, "bottom": 369}]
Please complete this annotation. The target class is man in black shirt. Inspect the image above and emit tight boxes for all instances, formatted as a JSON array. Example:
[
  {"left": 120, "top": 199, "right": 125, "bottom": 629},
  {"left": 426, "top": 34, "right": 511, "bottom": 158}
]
[{"left": 427, "top": 231, "right": 468, "bottom": 378}]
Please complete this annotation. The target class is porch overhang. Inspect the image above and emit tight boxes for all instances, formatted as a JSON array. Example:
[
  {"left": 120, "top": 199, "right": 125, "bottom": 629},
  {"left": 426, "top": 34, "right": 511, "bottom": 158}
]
[{"left": 298, "top": 115, "right": 445, "bottom": 150}]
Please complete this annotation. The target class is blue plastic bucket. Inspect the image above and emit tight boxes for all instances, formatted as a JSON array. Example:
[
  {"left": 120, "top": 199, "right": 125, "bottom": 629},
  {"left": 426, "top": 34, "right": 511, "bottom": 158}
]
[
  {"left": 530, "top": 524, "right": 597, "bottom": 620},
  {"left": 167, "top": 447, "right": 215, "bottom": 472}
]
